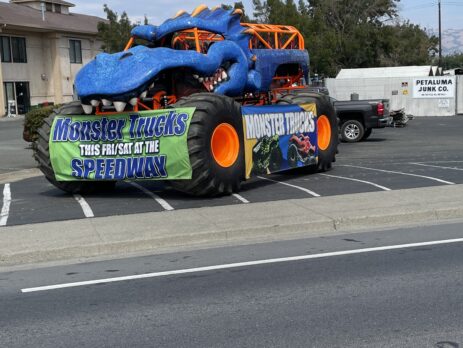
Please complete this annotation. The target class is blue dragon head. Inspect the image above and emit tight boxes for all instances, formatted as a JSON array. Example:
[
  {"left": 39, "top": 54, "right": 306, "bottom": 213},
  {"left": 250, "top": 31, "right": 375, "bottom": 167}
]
[{"left": 75, "top": 5, "right": 309, "bottom": 112}]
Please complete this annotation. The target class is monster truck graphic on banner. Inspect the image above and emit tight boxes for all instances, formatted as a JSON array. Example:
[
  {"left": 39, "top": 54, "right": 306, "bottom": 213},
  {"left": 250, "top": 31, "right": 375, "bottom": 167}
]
[
  {"left": 49, "top": 108, "right": 195, "bottom": 181},
  {"left": 242, "top": 103, "right": 318, "bottom": 178}
]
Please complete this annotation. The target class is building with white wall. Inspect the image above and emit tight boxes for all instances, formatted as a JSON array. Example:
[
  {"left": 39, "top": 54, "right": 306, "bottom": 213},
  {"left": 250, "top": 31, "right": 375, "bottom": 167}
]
[
  {"left": 0, "top": 0, "right": 104, "bottom": 117},
  {"left": 326, "top": 66, "right": 463, "bottom": 116}
]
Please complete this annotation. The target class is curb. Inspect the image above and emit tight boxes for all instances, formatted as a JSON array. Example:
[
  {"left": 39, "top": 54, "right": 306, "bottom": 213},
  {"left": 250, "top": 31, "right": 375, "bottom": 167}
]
[{"left": 1, "top": 184, "right": 463, "bottom": 267}]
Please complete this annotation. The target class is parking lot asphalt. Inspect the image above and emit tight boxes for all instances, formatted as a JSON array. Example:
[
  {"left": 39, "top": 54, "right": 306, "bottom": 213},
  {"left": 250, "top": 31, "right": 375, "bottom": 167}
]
[{"left": 1, "top": 116, "right": 462, "bottom": 227}]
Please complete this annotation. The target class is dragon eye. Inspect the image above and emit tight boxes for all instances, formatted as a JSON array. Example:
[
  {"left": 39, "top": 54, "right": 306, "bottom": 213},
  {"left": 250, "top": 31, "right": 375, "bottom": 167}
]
[{"left": 119, "top": 52, "right": 133, "bottom": 60}]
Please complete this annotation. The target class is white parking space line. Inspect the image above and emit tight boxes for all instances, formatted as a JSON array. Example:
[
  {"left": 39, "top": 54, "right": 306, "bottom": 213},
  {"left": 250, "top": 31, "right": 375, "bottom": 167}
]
[
  {"left": 340, "top": 165, "right": 455, "bottom": 185},
  {"left": 321, "top": 174, "right": 391, "bottom": 191},
  {"left": 129, "top": 182, "right": 174, "bottom": 211},
  {"left": 411, "top": 163, "right": 463, "bottom": 171},
  {"left": 21, "top": 237, "right": 463, "bottom": 293},
  {"left": 233, "top": 193, "right": 250, "bottom": 204},
  {"left": 257, "top": 176, "right": 321, "bottom": 197},
  {"left": 0, "top": 183, "right": 11, "bottom": 226},
  {"left": 73, "top": 194, "right": 94, "bottom": 218}
]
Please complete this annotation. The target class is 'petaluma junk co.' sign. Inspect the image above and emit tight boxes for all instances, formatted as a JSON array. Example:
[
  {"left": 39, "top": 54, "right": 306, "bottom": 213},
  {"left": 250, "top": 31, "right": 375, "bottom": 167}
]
[{"left": 413, "top": 76, "right": 456, "bottom": 99}]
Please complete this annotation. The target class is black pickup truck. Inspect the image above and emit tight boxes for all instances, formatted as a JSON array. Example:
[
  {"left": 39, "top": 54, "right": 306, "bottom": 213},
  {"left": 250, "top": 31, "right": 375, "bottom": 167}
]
[{"left": 332, "top": 98, "right": 391, "bottom": 142}]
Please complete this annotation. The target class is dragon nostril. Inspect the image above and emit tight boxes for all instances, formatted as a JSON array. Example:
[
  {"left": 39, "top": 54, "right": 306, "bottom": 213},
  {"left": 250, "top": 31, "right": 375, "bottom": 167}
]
[{"left": 119, "top": 52, "right": 133, "bottom": 60}]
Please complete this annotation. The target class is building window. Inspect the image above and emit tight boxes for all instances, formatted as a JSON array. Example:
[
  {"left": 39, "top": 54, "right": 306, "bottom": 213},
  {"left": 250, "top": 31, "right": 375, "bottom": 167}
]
[
  {"left": 69, "top": 39, "right": 82, "bottom": 64},
  {"left": 46, "top": 3, "right": 52, "bottom": 11},
  {"left": 0, "top": 36, "right": 12, "bottom": 63},
  {"left": 11, "top": 37, "right": 27, "bottom": 63},
  {"left": 0, "top": 36, "right": 26, "bottom": 63},
  {"left": 55, "top": 4, "right": 62, "bottom": 13}
]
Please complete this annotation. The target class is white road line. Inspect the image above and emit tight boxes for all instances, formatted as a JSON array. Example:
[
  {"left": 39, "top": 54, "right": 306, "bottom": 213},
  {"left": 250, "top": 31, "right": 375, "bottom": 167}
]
[
  {"left": 129, "top": 182, "right": 174, "bottom": 211},
  {"left": 73, "top": 194, "right": 94, "bottom": 218},
  {"left": 257, "top": 176, "right": 320, "bottom": 197},
  {"left": 418, "top": 160, "right": 463, "bottom": 164},
  {"left": 0, "top": 183, "right": 11, "bottom": 226},
  {"left": 233, "top": 193, "right": 250, "bottom": 204},
  {"left": 320, "top": 174, "right": 391, "bottom": 191},
  {"left": 21, "top": 237, "right": 463, "bottom": 293},
  {"left": 411, "top": 162, "right": 463, "bottom": 171},
  {"left": 340, "top": 165, "right": 455, "bottom": 185}
]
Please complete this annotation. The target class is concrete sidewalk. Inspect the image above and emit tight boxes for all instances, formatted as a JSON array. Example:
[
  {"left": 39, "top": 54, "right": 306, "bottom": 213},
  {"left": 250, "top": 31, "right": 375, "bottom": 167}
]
[{"left": 1, "top": 184, "right": 463, "bottom": 267}]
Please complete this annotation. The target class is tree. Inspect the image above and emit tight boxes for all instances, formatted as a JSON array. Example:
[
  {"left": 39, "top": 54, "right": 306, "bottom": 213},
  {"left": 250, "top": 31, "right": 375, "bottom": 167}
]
[
  {"left": 441, "top": 53, "right": 463, "bottom": 70},
  {"left": 378, "top": 22, "right": 438, "bottom": 67},
  {"left": 249, "top": 0, "right": 437, "bottom": 76},
  {"left": 98, "top": 4, "right": 134, "bottom": 53}
]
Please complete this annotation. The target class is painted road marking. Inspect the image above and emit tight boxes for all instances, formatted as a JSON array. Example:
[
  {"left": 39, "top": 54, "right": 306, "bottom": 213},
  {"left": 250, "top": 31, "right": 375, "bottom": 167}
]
[
  {"left": 129, "top": 182, "right": 174, "bottom": 211},
  {"left": 321, "top": 174, "right": 391, "bottom": 191},
  {"left": 0, "top": 183, "right": 11, "bottom": 226},
  {"left": 340, "top": 165, "right": 455, "bottom": 185},
  {"left": 73, "top": 194, "right": 94, "bottom": 218},
  {"left": 233, "top": 193, "right": 250, "bottom": 204},
  {"left": 411, "top": 162, "right": 463, "bottom": 171},
  {"left": 257, "top": 176, "right": 320, "bottom": 197},
  {"left": 21, "top": 237, "right": 463, "bottom": 293}
]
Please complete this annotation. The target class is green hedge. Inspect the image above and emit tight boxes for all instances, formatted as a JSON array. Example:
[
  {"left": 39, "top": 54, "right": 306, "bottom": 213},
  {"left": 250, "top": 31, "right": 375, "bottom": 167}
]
[{"left": 23, "top": 105, "right": 61, "bottom": 142}]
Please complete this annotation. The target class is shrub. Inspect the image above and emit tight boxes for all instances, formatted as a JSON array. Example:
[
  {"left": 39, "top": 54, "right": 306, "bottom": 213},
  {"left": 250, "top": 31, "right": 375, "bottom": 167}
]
[{"left": 23, "top": 105, "right": 61, "bottom": 142}]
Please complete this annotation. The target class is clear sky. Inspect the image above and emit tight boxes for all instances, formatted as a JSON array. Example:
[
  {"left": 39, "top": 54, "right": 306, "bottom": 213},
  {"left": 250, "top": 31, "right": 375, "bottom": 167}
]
[{"left": 2, "top": 0, "right": 462, "bottom": 30}]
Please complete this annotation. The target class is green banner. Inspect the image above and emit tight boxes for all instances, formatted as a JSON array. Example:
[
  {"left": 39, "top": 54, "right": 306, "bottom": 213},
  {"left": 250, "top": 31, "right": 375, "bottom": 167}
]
[{"left": 49, "top": 108, "right": 195, "bottom": 181}]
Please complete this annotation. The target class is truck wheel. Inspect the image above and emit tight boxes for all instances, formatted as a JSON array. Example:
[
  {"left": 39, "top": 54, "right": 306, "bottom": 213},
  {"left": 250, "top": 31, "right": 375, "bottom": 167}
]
[
  {"left": 362, "top": 128, "right": 372, "bottom": 140},
  {"left": 34, "top": 102, "right": 116, "bottom": 194},
  {"left": 341, "top": 120, "right": 364, "bottom": 143},
  {"left": 287, "top": 144, "right": 298, "bottom": 168},
  {"left": 170, "top": 93, "right": 244, "bottom": 196},
  {"left": 277, "top": 92, "right": 338, "bottom": 172},
  {"left": 269, "top": 147, "right": 283, "bottom": 172}
]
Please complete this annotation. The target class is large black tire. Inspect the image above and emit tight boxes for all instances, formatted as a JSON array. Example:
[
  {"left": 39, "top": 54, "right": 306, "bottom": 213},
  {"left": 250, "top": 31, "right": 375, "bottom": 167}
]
[
  {"left": 341, "top": 119, "right": 364, "bottom": 143},
  {"left": 170, "top": 93, "right": 245, "bottom": 196},
  {"left": 277, "top": 91, "right": 338, "bottom": 172},
  {"left": 34, "top": 102, "right": 116, "bottom": 194}
]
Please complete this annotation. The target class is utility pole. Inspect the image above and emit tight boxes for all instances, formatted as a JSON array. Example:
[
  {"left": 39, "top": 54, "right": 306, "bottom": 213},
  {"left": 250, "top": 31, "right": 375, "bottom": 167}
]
[{"left": 438, "top": 0, "right": 442, "bottom": 67}]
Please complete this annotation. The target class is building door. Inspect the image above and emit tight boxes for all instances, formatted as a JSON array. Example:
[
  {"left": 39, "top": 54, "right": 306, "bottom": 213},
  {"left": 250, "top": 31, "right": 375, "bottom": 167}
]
[
  {"left": 15, "top": 82, "right": 30, "bottom": 114},
  {"left": 3, "top": 82, "right": 15, "bottom": 115},
  {"left": 3, "top": 81, "right": 30, "bottom": 115}
]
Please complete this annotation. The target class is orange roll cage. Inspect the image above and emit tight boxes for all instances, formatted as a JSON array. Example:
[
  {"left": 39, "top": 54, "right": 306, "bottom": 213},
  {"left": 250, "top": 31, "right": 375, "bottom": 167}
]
[{"left": 124, "top": 23, "right": 305, "bottom": 53}]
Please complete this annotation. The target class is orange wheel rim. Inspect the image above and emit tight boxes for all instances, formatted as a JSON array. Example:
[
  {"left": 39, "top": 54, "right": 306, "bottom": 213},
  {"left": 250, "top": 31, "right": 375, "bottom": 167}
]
[
  {"left": 317, "top": 115, "right": 331, "bottom": 151},
  {"left": 211, "top": 123, "right": 240, "bottom": 168}
]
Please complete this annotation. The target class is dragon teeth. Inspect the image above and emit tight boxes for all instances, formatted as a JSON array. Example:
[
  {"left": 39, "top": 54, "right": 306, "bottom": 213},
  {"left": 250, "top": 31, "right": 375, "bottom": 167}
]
[
  {"left": 198, "top": 77, "right": 204, "bottom": 83},
  {"left": 82, "top": 104, "right": 93, "bottom": 114},
  {"left": 221, "top": 71, "right": 228, "bottom": 79},
  {"left": 114, "top": 101, "right": 126, "bottom": 112},
  {"left": 129, "top": 98, "right": 138, "bottom": 106},
  {"left": 102, "top": 99, "right": 112, "bottom": 106},
  {"left": 218, "top": 77, "right": 222, "bottom": 82},
  {"left": 90, "top": 99, "right": 100, "bottom": 107},
  {"left": 193, "top": 74, "right": 199, "bottom": 79},
  {"left": 150, "top": 83, "right": 155, "bottom": 89},
  {"left": 140, "top": 91, "right": 147, "bottom": 99}
]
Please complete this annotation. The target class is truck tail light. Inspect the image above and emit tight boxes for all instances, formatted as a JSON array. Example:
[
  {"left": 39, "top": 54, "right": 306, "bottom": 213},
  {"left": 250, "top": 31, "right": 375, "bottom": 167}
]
[{"left": 377, "top": 102, "right": 384, "bottom": 116}]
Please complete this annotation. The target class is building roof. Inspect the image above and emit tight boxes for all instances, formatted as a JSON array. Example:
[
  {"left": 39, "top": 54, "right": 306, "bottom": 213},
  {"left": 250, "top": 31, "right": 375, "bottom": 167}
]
[
  {"left": 11, "top": 0, "right": 75, "bottom": 7},
  {"left": 0, "top": 2, "right": 104, "bottom": 35},
  {"left": 336, "top": 66, "right": 439, "bottom": 79}
]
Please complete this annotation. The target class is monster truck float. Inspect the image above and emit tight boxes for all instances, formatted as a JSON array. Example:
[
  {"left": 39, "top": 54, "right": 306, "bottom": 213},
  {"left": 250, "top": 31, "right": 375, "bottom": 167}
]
[{"left": 34, "top": 5, "right": 338, "bottom": 196}]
